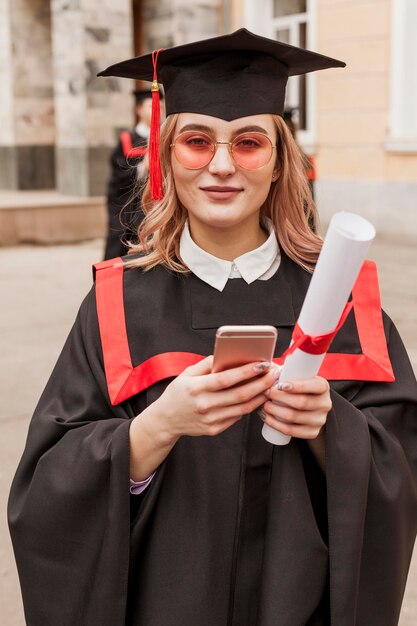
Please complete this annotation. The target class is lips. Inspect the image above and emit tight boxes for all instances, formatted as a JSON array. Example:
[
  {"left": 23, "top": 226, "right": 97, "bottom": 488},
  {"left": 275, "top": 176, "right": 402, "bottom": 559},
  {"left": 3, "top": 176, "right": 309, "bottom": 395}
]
[
  {"left": 200, "top": 185, "right": 243, "bottom": 200},
  {"left": 200, "top": 186, "right": 242, "bottom": 192}
]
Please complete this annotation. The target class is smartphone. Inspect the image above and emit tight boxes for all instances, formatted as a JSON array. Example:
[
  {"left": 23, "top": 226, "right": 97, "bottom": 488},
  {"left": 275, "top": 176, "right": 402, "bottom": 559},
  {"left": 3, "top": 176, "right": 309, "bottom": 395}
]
[{"left": 212, "top": 325, "right": 278, "bottom": 373}]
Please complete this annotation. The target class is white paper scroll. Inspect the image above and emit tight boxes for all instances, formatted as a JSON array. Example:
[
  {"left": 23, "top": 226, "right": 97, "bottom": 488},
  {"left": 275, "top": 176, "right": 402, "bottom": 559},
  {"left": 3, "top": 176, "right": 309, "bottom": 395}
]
[{"left": 262, "top": 211, "right": 376, "bottom": 446}]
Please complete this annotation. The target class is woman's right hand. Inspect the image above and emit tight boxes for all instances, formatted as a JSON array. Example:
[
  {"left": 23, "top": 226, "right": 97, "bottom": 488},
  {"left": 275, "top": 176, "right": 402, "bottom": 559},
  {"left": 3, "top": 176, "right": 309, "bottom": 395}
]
[
  {"left": 129, "top": 356, "right": 280, "bottom": 481},
  {"left": 148, "top": 355, "right": 281, "bottom": 443}
]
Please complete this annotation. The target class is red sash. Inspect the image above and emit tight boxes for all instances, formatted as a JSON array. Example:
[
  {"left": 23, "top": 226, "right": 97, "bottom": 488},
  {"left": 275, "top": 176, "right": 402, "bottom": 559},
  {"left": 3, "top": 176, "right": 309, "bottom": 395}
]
[
  {"left": 306, "top": 155, "right": 316, "bottom": 182},
  {"left": 120, "top": 131, "right": 147, "bottom": 159},
  {"left": 94, "top": 259, "right": 394, "bottom": 406}
]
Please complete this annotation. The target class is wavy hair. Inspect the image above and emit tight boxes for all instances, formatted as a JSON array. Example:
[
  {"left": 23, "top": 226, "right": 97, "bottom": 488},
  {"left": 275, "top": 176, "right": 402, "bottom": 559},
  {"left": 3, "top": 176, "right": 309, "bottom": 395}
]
[{"left": 125, "top": 114, "right": 322, "bottom": 272}]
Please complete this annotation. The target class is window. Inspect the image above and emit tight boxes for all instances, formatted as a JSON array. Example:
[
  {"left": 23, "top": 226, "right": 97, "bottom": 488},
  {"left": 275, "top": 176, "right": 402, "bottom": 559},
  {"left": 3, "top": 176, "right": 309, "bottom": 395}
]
[
  {"left": 243, "top": 0, "right": 316, "bottom": 148},
  {"left": 273, "top": 0, "right": 307, "bottom": 18},
  {"left": 387, "top": 0, "right": 417, "bottom": 151}
]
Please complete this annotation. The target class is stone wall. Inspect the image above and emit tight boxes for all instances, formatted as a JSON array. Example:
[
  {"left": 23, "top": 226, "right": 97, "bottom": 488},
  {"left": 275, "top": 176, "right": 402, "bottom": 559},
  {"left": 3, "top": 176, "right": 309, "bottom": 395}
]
[
  {"left": 0, "top": 0, "right": 15, "bottom": 147},
  {"left": 0, "top": 0, "right": 134, "bottom": 195},
  {"left": 0, "top": 0, "right": 55, "bottom": 190},
  {"left": 142, "top": 0, "right": 221, "bottom": 50},
  {"left": 0, "top": 0, "right": 222, "bottom": 196},
  {"left": 51, "top": 0, "right": 134, "bottom": 196}
]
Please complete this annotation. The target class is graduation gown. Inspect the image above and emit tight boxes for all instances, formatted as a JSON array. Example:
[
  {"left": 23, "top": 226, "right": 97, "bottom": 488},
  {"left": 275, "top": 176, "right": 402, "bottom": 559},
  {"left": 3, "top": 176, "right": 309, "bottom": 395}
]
[
  {"left": 104, "top": 131, "right": 147, "bottom": 261},
  {"left": 8, "top": 253, "right": 417, "bottom": 626}
]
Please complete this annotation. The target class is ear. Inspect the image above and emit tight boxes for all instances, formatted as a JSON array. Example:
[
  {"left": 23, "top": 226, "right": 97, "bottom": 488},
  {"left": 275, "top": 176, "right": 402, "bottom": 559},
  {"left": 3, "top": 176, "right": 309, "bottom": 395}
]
[{"left": 271, "top": 168, "right": 280, "bottom": 182}]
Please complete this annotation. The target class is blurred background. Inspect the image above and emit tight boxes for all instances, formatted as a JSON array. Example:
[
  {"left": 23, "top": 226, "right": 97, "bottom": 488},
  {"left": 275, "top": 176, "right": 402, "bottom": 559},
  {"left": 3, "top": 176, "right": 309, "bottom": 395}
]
[
  {"left": 1, "top": 0, "right": 417, "bottom": 241},
  {"left": 1, "top": 1, "right": 416, "bottom": 624}
]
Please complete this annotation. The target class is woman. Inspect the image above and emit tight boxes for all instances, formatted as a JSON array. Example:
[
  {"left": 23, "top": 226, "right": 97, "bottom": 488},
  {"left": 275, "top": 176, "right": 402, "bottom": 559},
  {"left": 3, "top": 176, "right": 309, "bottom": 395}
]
[{"left": 8, "top": 30, "right": 417, "bottom": 626}]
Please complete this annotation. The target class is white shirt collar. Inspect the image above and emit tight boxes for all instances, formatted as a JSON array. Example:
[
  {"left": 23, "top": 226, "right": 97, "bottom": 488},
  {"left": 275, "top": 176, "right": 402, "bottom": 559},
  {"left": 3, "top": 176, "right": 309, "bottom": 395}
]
[
  {"left": 179, "top": 219, "right": 280, "bottom": 291},
  {"left": 135, "top": 122, "right": 150, "bottom": 139}
]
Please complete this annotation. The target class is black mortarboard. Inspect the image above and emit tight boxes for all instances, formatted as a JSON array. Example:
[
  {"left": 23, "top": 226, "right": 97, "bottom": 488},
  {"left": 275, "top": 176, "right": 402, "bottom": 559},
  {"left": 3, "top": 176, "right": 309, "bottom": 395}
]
[
  {"left": 133, "top": 89, "right": 152, "bottom": 104},
  {"left": 98, "top": 28, "right": 345, "bottom": 200},
  {"left": 133, "top": 88, "right": 164, "bottom": 104},
  {"left": 99, "top": 28, "right": 345, "bottom": 121}
]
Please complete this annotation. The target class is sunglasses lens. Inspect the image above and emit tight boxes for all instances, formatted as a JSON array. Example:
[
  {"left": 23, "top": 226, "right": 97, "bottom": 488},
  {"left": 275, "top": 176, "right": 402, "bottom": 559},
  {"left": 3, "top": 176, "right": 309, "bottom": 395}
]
[
  {"left": 172, "top": 131, "right": 274, "bottom": 170},
  {"left": 232, "top": 134, "right": 273, "bottom": 169},
  {"left": 173, "top": 132, "right": 214, "bottom": 169}
]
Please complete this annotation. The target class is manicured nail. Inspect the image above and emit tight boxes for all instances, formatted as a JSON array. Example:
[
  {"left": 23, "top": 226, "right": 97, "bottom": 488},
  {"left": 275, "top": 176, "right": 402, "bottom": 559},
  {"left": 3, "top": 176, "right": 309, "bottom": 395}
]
[
  {"left": 272, "top": 367, "right": 281, "bottom": 380},
  {"left": 276, "top": 381, "right": 293, "bottom": 391},
  {"left": 253, "top": 361, "right": 271, "bottom": 372}
]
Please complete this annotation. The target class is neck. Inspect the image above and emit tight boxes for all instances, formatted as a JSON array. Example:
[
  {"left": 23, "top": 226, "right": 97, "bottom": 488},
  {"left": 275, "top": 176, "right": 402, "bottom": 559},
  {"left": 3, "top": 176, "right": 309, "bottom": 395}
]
[{"left": 188, "top": 214, "right": 268, "bottom": 261}]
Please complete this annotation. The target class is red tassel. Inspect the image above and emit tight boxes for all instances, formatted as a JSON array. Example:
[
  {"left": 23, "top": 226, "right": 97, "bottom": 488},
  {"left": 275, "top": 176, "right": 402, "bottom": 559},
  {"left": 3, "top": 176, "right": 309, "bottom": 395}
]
[{"left": 149, "top": 49, "right": 164, "bottom": 200}]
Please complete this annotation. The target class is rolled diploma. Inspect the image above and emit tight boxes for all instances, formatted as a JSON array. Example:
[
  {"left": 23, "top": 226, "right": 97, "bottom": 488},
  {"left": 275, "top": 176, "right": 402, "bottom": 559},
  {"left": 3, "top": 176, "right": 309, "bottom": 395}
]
[{"left": 262, "top": 211, "right": 376, "bottom": 445}]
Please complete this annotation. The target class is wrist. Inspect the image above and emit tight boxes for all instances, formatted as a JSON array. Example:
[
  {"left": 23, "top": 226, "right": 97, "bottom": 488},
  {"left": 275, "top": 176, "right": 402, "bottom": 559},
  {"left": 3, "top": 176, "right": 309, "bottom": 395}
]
[{"left": 136, "top": 402, "right": 179, "bottom": 449}]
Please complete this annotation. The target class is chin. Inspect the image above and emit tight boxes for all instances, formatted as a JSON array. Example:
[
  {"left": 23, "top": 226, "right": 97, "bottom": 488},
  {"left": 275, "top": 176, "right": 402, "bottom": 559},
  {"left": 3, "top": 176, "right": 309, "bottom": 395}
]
[
  {"left": 202, "top": 202, "right": 244, "bottom": 222},
  {"left": 201, "top": 212, "right": 243, "bottom": 230}
]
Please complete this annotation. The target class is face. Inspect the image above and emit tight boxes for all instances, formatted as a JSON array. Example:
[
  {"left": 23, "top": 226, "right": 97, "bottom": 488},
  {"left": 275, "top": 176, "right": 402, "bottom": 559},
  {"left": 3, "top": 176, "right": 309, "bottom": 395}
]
[
  {"left": 136, "top": 98, "right": 153, "bottom": 127},
  {"left": 170, "top": 113, "right": 279, "bottom": 233}
]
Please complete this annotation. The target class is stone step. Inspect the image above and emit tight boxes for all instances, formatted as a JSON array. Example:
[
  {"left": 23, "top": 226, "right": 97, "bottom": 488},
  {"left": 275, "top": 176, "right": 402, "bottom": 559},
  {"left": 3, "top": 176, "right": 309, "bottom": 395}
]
[{"left": 0, "top": 190, "right": 106, "bottom": 246}]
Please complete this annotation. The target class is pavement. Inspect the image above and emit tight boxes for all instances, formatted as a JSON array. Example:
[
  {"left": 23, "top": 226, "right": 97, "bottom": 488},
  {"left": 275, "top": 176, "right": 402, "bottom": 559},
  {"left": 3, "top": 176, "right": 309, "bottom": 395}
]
[{"left": 1, "top": 233, "right": 416, "bottom": 624}]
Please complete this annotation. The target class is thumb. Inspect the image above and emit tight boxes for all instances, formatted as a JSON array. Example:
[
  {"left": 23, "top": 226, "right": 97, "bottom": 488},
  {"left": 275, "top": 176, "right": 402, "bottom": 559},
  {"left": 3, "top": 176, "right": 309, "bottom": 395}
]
[{"left": 179, "top": 355, "right": 213, "bottom": 377}]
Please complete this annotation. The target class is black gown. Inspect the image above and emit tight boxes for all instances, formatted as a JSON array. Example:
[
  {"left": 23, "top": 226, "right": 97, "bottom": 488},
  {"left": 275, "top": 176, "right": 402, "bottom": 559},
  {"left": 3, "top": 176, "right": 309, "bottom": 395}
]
[
  {"left": 103, "top": 131, "right": 147, "bottom": 260},
  {"left": 8, "top": 252, "right": 417, "bottom": 626}
]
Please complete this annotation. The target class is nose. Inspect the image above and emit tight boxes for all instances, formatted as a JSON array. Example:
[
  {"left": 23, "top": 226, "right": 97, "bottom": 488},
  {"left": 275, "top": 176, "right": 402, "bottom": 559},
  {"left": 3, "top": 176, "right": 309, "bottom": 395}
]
[{"left": 207, "top": 142, "right": 236, "bottom": 176}]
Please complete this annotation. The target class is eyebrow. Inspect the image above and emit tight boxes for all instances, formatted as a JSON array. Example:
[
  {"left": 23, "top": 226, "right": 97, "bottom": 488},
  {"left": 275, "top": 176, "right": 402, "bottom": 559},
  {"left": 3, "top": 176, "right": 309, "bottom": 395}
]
[{"left": 177, "top": 123, "right": 269, "bottom": 136}]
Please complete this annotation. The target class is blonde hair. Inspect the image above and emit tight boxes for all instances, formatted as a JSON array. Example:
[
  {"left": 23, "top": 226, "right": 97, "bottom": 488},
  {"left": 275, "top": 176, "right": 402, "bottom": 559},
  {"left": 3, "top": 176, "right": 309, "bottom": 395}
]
[{"left": 126, "top": 114, "right": 322, "bottom": 272}]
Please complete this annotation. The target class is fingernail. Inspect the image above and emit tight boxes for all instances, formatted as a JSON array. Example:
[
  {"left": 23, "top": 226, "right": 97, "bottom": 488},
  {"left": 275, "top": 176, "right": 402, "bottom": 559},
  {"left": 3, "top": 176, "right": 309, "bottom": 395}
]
[
  {"left": 253, "top": 361, "right": 271, "bottom": 372},
  {"left": 276, "top": 381, "right": 293, "bottom": 391},
  {"left": 272, "top": 367, "right": 281, "bottom": 380}
]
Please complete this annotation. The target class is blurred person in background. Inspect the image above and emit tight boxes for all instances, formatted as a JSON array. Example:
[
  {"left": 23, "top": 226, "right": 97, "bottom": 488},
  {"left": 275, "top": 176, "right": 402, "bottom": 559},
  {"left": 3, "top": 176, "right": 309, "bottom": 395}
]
[{"left": 103, "top": 89, "right": 165, "bottom": 260}]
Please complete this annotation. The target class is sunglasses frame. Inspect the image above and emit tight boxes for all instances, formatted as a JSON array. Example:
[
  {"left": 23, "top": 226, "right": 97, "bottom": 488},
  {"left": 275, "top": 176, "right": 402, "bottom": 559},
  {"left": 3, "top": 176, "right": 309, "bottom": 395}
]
[{"left": 170, "top": 131, "right": 277, "bottom": 171}]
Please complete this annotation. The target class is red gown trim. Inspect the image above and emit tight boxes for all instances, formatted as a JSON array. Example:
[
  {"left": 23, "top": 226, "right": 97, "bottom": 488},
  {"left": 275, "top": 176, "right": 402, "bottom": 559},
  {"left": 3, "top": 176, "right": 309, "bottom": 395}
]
[
  {"left": 120, "top": 130, "right": 147, "bottom": 159},
  {"left": 94, "top": 259, "right": 395, "bottom": 406}
]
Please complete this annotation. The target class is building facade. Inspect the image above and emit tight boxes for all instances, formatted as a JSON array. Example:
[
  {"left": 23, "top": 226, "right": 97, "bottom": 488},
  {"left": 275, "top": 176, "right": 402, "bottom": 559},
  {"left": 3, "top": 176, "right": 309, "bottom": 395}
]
[
  {"left": 1, "top": 0, "right": 416, "bottom": 234},
  {"left": 232, "top": 0, "right": 417, "bottom": 235}
]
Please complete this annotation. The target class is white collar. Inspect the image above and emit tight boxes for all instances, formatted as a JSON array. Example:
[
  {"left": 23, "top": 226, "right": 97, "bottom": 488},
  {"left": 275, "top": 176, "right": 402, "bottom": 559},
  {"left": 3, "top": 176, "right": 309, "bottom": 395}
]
[
  {"left": 179, "top": 219, "right": 280, "bottom": 291},
  {"left": 135, "top": 122, "right": 150, "bottom": 139}
]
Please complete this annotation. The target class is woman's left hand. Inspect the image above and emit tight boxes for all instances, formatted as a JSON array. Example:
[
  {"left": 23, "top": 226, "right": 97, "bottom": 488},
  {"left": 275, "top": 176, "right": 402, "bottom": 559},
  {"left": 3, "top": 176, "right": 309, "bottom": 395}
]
[{"left": 261, "top": 375, "right": 332, "bottom": 440}]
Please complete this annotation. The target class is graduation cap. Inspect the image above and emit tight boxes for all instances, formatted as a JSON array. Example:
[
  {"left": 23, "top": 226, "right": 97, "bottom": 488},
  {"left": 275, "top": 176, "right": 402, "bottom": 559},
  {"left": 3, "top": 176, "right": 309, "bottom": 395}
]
[
  {"left": 99, "top": 28, "right": 345, "bottom": 199},
  {"left": 133, "top": 89, "right": 152, "bottom": 104},
  {"left": 133, "top": 88, "right": 164, "bottom": 104}
]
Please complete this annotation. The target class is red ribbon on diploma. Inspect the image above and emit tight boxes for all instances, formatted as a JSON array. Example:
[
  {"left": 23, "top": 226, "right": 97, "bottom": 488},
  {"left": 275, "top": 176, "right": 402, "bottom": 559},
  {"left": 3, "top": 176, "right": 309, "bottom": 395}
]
[{"left": 281, "top": 300, "right": 354, "bottom": 358}]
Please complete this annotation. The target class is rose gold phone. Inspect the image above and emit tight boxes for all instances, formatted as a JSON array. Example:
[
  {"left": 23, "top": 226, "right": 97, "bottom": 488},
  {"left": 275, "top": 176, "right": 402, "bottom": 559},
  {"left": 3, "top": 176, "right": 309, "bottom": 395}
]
[{"left": 212, "top": 325, "right": 278, "bottom": 373}]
